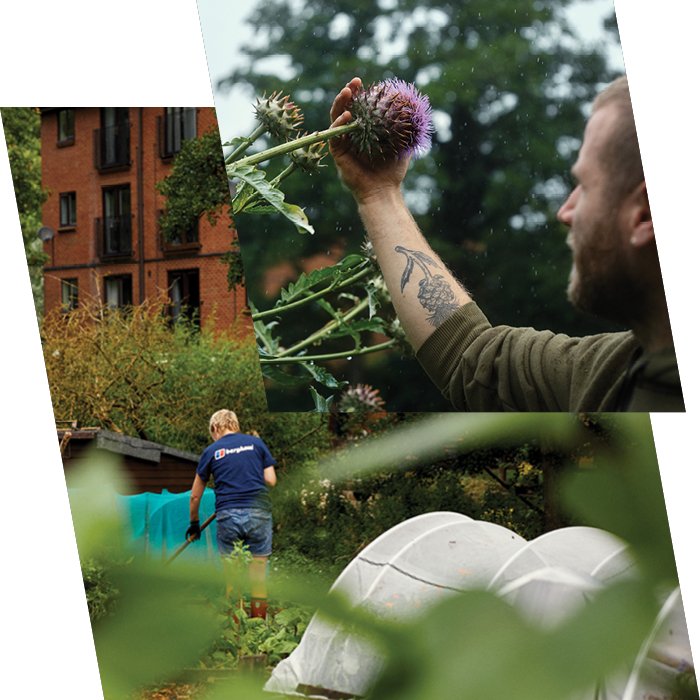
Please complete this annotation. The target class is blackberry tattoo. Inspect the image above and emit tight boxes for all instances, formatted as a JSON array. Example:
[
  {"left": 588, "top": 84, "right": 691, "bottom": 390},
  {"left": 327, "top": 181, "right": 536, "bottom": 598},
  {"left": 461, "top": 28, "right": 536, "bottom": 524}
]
[{"left": 395, "top": 246, "right": 460, "bottom": 326}]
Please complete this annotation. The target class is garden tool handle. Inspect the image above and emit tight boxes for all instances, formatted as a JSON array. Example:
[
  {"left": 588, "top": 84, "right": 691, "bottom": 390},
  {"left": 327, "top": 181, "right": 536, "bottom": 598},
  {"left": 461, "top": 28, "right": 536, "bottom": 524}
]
[{"left": 166, "top": 512, "right": 216, "bottom": 565}]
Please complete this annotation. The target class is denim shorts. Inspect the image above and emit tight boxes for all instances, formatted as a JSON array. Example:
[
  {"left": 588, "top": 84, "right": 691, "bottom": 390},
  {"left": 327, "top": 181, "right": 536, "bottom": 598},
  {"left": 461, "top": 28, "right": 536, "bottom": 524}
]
[{"left": 215, "top": 507, "right": 273, "bottom": 557}]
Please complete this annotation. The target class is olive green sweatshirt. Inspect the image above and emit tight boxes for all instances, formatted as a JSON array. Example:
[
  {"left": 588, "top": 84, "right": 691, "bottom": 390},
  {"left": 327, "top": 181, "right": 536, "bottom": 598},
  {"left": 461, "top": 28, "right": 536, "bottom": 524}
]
[{"left": 416, "top": 302, "right": 683, "bottom": 412}]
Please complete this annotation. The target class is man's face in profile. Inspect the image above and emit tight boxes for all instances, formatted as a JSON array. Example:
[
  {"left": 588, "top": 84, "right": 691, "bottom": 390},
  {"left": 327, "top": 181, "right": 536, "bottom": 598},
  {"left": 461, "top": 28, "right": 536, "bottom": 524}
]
[{"left": 558, "top": 105, "right": 637, "bottom": 324}]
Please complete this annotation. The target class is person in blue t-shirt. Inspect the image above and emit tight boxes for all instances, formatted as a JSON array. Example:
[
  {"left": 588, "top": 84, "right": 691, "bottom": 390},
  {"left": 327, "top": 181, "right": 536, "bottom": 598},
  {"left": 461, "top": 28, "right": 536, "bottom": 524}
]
[{"left": 186, "top": 408, "right": 277, "bottom": 618}]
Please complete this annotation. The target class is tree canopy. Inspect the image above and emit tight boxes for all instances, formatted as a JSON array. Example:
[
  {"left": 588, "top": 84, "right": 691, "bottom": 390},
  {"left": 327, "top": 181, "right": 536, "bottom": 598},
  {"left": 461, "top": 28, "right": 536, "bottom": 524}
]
[{"left": 1, "top": 107, "right": 47, "bottom": 316}]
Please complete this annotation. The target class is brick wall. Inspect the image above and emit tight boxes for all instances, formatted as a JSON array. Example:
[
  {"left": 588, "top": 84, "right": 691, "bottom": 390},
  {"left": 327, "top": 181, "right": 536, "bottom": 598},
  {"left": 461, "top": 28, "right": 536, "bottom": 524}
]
[{"left": 40, "top": 107, "right": 249, "bottom": 333}]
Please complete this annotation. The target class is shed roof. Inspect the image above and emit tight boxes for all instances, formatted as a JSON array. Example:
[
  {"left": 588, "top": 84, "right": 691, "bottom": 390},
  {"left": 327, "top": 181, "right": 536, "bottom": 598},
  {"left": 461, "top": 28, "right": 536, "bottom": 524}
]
[{"left": 57, "top": 428, "right": 199, "bottom": 464}]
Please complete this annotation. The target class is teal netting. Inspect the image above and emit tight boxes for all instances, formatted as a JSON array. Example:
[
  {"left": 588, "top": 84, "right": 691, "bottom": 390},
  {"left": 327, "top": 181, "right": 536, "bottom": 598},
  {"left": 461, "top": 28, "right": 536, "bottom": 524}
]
[{"left": 115, "top": 489, "right": 219, "bottom": 562}]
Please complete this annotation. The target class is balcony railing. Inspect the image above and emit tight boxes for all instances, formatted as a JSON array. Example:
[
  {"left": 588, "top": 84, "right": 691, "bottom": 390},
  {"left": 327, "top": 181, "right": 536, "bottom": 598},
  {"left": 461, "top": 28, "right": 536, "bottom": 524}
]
[
  {"left": 95, "top": 215, "right": 133, "bottom": 260},
  {"left": 94, "top": 123, "right": 131, "bottom": 171}
]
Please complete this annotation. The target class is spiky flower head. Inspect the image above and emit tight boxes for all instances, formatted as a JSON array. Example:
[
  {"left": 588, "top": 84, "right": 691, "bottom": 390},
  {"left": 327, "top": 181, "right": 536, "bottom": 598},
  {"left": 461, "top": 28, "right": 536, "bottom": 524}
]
[
  {"left": 290, "top": 137, "right": 327, "bottom": 173},
  {"left": 348, "top": 79, "right": 434, "bottom": 163},
  {"left": 254, "top": 91, "right": 303, "bottom": 141},
  {"left": 338, "top": 383, "right": 386, "bottom": 414}
]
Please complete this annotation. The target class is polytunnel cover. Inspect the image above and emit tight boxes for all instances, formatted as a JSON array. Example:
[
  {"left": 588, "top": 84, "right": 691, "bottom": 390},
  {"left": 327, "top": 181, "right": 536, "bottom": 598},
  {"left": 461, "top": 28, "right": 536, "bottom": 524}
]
[{"left": 265, "top": 513, "right": 693, "bottom": 699}]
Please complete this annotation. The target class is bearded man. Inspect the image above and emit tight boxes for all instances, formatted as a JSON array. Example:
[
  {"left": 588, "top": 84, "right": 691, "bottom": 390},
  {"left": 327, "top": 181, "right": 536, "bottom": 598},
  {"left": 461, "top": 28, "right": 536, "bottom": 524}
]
[{"left": 329, "top": 75, "right": 682, "bottom": 411}]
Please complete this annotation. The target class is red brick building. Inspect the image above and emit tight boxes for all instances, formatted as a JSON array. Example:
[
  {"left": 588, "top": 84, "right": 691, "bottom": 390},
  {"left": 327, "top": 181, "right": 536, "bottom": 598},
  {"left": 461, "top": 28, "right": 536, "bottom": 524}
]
[{"left": 39, "top": 107, "right": 246, "bottom": 329}]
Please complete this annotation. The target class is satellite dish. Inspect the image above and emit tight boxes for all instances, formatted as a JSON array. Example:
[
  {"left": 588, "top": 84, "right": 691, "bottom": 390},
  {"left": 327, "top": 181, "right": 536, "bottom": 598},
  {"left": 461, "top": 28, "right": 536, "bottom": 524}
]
[{"left": 37, "top": 226, "right": 56, "bottom": 242}]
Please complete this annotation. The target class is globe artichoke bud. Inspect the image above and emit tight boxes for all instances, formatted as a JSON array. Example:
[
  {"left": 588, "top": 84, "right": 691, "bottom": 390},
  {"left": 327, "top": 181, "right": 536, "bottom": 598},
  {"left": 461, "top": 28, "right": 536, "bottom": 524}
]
[
  {"left": 347, "top": 79, "right": 433, "bottom": 163},
  {"left": 254, "top": 91, "right": 303, "bottom": 141},
  {"left": 290, "top": 138, "right": 327, "bottom": 173},
  {"left": 338, "top": 383, "right": 386, "bottom": 413}
]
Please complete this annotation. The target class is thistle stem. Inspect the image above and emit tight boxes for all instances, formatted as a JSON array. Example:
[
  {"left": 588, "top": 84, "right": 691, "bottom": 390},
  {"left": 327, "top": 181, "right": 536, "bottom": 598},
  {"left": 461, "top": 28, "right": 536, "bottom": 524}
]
[
  {"left": 260, "top": 339, "right": 397, "bottom": 364},
  {"left": 231, "top": 122, "right": 360, "bottom": 169},
  {"left": 225, "top": 123, "right": 269, "bottom": 163},
  {"left": 276, "top": 296, "right": 370, "bottom": 358},
  {"left": 270, "top": 162, "right": 298, "bottom": 188},
  {"left": 252, "top": 265, "right": 373, "bottom": 321}
]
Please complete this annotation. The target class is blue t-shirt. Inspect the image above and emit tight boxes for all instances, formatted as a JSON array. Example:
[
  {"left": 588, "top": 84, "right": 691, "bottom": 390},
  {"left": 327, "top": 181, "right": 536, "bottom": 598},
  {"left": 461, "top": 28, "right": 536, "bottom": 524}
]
[{"left": 196, "top": 432, "right": 276, "bottom": 511}]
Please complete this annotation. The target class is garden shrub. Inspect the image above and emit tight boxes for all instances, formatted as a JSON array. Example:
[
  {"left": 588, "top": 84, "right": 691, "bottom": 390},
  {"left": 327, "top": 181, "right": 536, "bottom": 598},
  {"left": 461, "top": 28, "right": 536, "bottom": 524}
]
[{"left": 41, "top": 298, "right": 331, "bottom": 461}]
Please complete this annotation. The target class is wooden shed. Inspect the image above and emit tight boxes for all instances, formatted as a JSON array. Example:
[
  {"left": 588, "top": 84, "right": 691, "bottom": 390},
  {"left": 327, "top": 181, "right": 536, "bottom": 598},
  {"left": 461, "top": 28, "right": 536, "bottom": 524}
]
[{"left": 58, "top": 426, "right": 199, "bottom": 494}]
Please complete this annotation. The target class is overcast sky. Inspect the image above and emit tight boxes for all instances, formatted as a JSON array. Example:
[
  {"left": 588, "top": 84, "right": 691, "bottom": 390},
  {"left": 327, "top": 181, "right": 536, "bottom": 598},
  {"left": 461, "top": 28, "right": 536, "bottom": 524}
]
[{"left": 198, "top": 0, "right": 624, "bottom": 141}]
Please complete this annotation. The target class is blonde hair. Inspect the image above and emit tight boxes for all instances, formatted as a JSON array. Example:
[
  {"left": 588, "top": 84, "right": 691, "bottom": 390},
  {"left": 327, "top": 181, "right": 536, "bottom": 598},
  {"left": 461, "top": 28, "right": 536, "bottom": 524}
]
[
  {"left": 209, "top": 409, "right": 240, "bottom": 436},
  {"left": 592, "top": 75, "right": 644, "bottom": 196}
]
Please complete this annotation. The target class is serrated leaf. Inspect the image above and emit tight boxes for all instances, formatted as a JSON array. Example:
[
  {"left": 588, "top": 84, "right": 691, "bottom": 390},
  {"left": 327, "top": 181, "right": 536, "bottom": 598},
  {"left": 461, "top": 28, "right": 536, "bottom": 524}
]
[
  {"left": 261, "top": 364, "right": 311, "bottom": 387},
  {"left": 337, "top": 254, "right": 366, "bottom": 269},
  {"left": 229, "top": 164, "right": 314, "bottom": 234},
  {"left": 310, "top": 386, "right": 335, "bottom": 412},
  {"left": 254, "top": 318, "right": 280, "bottom": 355},
  {"left": 222, "top": 136, "right": 253, "bottom": 149},
  {"left": 302, "top": 362, "right": 348, "bottom": 389},
  {"left": 231, "top": 178, "right": 260, "bottom": 215},
  {"left": 326, "top": 318, "right": 387, "bottom": 339},
  {"left": 316, "top": 298, "right": 339, "bottom": 319},
  {"left": 277, "top": 267, "right": 343, "bottom": 305},
  {"left": 305, "top": 265, "right": 342, "bottom": 287}
]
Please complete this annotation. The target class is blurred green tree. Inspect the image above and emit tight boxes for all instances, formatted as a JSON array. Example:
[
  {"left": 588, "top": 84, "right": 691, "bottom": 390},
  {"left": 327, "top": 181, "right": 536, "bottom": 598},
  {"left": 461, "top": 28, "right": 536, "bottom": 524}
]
[{"left": 1, "top": 107, "right": 48, "bottom": 317}]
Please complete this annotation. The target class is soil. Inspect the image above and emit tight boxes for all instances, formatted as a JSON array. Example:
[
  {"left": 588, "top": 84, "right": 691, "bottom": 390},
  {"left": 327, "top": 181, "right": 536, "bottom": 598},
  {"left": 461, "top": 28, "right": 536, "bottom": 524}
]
[{"left": 139, "top": 683, "right": 206, "bottom": 699}]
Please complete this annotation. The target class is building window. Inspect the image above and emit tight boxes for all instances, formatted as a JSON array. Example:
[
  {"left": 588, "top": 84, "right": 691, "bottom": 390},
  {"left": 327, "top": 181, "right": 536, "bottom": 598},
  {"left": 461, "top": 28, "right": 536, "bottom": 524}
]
[
  {"left": 61, "top": 278, "right": 79, "bottom": 311},
  {"left": 168, "top": 269, "right": 200, "bottom": 325},
  {"left": 95, "top": 108, "right": 130, "bottom": 170},
  {"left": 59, "top": 192, "right": 77, "bottom": 228},
  {"left": 104, "top": 275, "right": 132, "bottom": 309},
  {"left": 161, "top": 108, "right": 197, "bottom": 158},
  {"left": 98, "top": 185, "right": 132, "bottom": 259},
  {"left": 159, "top": 210, "right": 200, "bottom": 253},
  {"left": 57, "top": 109, "right": 75, "bottom": 146}
]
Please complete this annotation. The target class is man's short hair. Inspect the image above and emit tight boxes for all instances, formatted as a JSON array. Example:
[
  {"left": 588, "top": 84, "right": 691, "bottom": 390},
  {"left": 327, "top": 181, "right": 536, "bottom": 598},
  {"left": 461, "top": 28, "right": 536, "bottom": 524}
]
[
  {"left": 592, "top": 75, "right": 645, "bottom": 197},
  {"left": 209, "top": 409, "right": 240, "bottom": 435}
]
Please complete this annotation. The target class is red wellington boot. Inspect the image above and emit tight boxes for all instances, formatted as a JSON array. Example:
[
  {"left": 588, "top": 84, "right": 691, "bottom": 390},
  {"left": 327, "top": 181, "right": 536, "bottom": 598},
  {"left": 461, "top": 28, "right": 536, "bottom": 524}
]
[{"left": 250, "top": 597, "right": 268, "bottom": 619}]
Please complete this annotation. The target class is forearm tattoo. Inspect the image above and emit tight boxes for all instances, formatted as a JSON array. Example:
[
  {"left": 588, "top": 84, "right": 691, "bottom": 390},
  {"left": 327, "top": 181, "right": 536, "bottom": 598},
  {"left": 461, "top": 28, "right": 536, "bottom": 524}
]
[{"left": 395, "top": 246, "right": 460, "bottom": 326}]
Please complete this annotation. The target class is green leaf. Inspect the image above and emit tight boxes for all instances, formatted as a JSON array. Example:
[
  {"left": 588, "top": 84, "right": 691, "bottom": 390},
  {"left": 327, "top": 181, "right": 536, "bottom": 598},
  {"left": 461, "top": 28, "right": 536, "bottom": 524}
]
[
  {"left": 222, "top": 136, "right": 253, "bottom": 149},
  {"left": 337, "top": 254, "right": 366, "bottom": 269},
  {"left": 229, "top": 163, "right": 314, "bottom": 234},
  {"left": 310, "top": 385, "right": 335, "bottom": 412},
  {"left": 94, "top": 560, "right": 221, "bottom": 699},
  {"left": 254, "top": 317, "right": 280, "bottom": 355},
  {"left": 261, "top": 364, "right": 311, "bottom": 387},
  {"left": 316, "top": 297, "right": 340, "bottom": 319},
  {"left": 303, "top": 362, "right": 348, "bottom": 390},
  {"left": 279, "top": 269, "right": 333, "bottom": 304},
  {"left": 325, "top": 317, "right": 387, "bottom": 341}
]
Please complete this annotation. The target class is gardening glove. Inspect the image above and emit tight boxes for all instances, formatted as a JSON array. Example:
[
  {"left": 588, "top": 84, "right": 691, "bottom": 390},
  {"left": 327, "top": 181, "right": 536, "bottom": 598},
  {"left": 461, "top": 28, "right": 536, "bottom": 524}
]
[{"left": 185, "top": 520, "right": 201, "bottom": 541}]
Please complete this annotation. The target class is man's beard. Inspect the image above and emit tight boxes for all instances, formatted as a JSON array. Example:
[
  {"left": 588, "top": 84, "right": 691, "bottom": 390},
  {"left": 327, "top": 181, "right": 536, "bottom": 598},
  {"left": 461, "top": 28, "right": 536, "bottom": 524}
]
[{"left": 567, "top": 248, "right": 643, "bottom": 327}]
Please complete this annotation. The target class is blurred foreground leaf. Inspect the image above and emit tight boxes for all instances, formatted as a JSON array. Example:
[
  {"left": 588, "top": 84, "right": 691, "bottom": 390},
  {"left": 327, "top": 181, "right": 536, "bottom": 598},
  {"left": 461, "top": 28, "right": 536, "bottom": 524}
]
[
  {"left": 320, "top": 413, "right": 584, "bottom": 480},
  {"left": 67, "top": 453, "right": 222, "bottom": 698},
  {"left": 369, "top": 581, "right": 658, "bottom": 700},
  {"left": 94, "top": 560, "right": 221, "bottom": 699},
  {"left": 66, "top": 452, "right": 133, "bottom": 559},
  {"left": 562, "top": 414, "right": 677, "bottom": 587}
]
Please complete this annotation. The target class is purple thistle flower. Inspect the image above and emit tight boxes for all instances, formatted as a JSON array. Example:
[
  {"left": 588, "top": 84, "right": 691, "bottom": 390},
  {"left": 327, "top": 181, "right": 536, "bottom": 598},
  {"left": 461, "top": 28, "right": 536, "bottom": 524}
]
[{"left": 348, "top": 79, "right": 434, "bottom": 163}]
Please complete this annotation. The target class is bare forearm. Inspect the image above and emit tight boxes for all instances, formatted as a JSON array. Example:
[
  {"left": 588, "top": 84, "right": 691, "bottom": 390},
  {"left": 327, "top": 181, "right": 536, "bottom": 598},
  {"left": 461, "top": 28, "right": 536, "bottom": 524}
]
[
  {"left": 357, "top": 189, "right": 472, "bottom": 349},
  {"left": 189, "top": 494, "right": 201, "bottom": 522},
  {"left": 189, "top": 475, "right": 205, "bottom": 521}
]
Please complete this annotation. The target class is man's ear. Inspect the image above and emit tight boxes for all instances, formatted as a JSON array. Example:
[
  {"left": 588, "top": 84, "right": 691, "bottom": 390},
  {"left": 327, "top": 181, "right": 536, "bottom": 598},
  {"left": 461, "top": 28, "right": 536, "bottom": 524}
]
[{"left": 628, "top": 181, "right": 654, "bottom": 248}]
